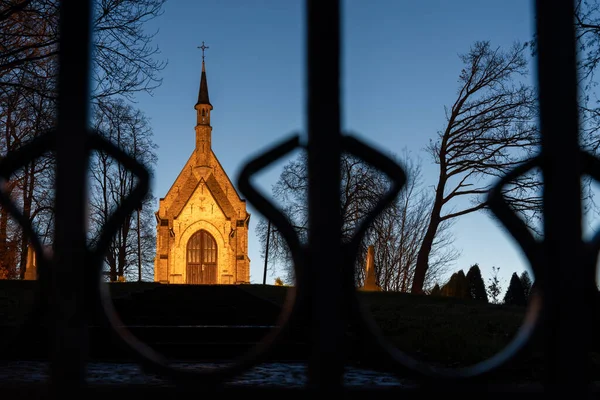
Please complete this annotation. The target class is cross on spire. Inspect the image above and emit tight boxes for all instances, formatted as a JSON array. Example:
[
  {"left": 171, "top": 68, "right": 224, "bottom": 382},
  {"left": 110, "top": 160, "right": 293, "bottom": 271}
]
[{"left": 198, "top": 41, "right": 209, "bottom": 61}]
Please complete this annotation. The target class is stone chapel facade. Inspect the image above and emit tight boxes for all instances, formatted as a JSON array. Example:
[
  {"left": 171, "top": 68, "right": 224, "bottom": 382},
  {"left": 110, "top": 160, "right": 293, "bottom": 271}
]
[{"left": 153, "top": 59, "right": 251, "bottom": 284}]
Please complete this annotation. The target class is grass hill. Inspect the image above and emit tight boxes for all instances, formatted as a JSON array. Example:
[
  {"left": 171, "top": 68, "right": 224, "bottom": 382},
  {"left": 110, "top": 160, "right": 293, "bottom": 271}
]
[{"left": 0, "top": 280, "right": 597, "bottom": 383}]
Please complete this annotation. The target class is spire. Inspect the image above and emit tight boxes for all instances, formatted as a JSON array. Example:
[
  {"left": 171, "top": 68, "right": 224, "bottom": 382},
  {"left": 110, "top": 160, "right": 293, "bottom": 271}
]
[
  {"left": 195, "top": 42, "right": 212, "bottom": 108},
  {"left": 196, "top": 61, "right": 212, "bottom": 108},
  {"left": 194, "top": 42, "right": 212, "bottom": 151}
]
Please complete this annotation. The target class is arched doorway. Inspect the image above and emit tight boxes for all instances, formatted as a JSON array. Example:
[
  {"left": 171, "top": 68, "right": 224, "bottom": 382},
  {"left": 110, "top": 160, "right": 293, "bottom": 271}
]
[{"left": 186, "top": 229, "right": 217, "bottom": 284}]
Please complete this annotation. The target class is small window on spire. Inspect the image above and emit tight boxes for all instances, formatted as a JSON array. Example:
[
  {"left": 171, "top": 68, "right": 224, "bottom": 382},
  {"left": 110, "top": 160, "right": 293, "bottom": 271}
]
[{"left": 202, "top": 109, "right": 205, "bottom": 116}]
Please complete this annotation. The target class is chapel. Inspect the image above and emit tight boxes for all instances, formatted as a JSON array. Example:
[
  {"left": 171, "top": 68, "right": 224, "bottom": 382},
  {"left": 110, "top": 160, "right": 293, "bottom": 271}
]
[{"left": 153, "top": 51, "right": 251, "bottom": 284}]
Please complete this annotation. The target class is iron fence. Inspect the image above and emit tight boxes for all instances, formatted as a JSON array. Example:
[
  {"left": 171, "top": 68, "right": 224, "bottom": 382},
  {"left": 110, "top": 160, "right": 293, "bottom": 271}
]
[{"left": 0, "top": 0, "right": 596, "bottom": 396}]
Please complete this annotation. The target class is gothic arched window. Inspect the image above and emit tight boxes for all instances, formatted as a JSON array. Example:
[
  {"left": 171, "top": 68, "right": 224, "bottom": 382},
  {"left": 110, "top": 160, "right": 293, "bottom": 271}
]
[{"left": 186, "top": 230, "right": 217, "bottom": 284}]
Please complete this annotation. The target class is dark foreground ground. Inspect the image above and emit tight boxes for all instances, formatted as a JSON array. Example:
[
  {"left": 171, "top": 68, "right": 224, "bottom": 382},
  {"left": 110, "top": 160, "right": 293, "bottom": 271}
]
[{"left": 0, "top": 280, "right": 598, "bottom": 393}]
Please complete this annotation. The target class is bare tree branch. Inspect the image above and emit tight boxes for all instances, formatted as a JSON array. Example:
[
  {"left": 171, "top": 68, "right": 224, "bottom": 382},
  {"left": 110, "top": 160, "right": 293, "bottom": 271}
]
[
  {"left": 411, "top": 41, "right": 540, "bottom": 294},
  {"left": 257, "top": 149, "right": 457, "bottom": 290}
]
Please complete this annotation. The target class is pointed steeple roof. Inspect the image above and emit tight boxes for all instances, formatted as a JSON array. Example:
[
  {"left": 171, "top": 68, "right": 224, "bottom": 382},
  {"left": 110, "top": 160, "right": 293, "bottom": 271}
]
[{"left": 195, "top": 61, "right": 212, "bottom": 108}]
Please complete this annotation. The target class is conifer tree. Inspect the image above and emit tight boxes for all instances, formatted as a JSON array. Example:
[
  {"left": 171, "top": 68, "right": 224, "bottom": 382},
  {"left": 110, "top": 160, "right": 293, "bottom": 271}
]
[
  {"left": 520, "top": 270, "right": 533, "bottom": 301},
  {"left": 441, "top": 270, "right": 470, "bottom": 299},
  {"left": 430, "top": 284, "right": 442, "bottom": 297},
  {"left": 503, "top": 272, "right": 527, "bottom": 306},
  {"left": 466, "top": 264, "right": 488, "bottom": 302}
]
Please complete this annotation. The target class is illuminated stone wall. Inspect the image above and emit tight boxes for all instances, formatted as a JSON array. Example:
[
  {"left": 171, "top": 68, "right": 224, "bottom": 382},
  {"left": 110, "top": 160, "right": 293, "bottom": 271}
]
[
  {"left": 154, "top": 149, "right": 250, "bottom": 285},
  {"left": 154, "top": 60, "right": 250, "bottom": 285}
]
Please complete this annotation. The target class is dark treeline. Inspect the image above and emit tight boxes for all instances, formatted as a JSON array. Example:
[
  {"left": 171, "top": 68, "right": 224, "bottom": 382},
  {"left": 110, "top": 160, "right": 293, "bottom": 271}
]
[
  {"left": 430, "top": 263, "right": 534, "bottom": 306},
  {"left": 262, "top": 1, "right": 600, "bottom": 294},
  {"left": 0, "top": 0, "right": 166, "bottom": 281}
]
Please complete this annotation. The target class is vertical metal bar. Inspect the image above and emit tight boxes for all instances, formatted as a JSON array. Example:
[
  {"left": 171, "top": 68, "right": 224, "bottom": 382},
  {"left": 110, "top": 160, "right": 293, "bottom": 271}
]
[
  {"left": 535, "top": 0, "right": 589, "bottom": 390},
  {"left": 263, "top": 220, "right": 270, "bottom": 284},
  {"left": 138, "top": 208, "right": 142, "bottom": 282},
  {"left": 51, "top": 0, "right": 92, "bottom": 391},
  {"left": 306, "top": 0, "right": 344, "bottom": 390}
]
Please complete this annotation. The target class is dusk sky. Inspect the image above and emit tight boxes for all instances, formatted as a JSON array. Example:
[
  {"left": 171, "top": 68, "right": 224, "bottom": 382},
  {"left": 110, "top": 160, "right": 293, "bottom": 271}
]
[{"left": 126, "top": 1, "right": 546, "bottom": 288}]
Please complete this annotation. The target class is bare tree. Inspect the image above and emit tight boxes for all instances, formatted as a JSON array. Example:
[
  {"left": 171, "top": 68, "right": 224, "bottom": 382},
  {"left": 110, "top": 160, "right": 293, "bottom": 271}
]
[
  {"left": 0, "top": 0, "right": 166, "bottom": 100},
  {"left": 411, "top": 41, "right": 538, "bottom": 294},
  {"left": 0, "top": 0, "right": 166, "bottom": 278},
  {"left": 571, "top": 1, "right": 600, "bottom": 221},
  {"left": 91, "top": 0, "right": 167, "bottom": 101},
  {"left": 366, "top": 154, "right": 458, "bottom": 292},
  {"left": 257, "top": 149, "right": 457, "bottom": 290},
  {"left": 0, "top": 61, "right": 55, "bottom": 278},
  {"left": 573, "top": 1, "right": 600, "bottom": 154},
  {"left": 575, "top": 0, "right": 600, "bottom": 83},
  {"left": 0, "top": 0, "right": 58, "bottom": 99},
  {"left": 88, "top": 99, "right": 157, "bottom": 281},
  {"left": 0, "top": 2, "right": 58, "bottom": 277}
]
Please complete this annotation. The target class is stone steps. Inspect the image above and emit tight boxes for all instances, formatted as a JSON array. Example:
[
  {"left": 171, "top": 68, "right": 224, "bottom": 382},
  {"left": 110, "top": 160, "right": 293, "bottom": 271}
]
[
  {"left": 1, "top": 284, "right": 308, "bottom": 362},
  {"left": 103, "top": 285, "right": 283, "bottom": 327},
  {"left": 0, "top": 324, "right": 309, "bottom": 362}
]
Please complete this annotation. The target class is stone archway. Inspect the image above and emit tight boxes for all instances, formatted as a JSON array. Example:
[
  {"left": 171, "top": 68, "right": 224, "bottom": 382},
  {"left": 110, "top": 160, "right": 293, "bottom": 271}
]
[{"left": 186, "top": 229, "right": 217, "bottom": 284}]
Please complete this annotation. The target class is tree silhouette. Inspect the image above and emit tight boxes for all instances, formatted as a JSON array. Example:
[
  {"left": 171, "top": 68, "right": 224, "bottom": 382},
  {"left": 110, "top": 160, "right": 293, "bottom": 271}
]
[
  {"left": 441, "top": 270, "right": 470, "bottom": 299},
  {"left": 520, "top": 270, "right": 533, "bottom": 301},
  {"left": 487, "top": 266, "right": 503, "bottom": 304},
  {"left": 0, "top": 0, "right": 166, "bottom": 279},
  {"left": 88, "top": 99, "right": 158, "bottom": 282},
  {"left": 503, "top": 272, "right": 527, "bottom": 306},
  {"left": 411, "top": 40, "right": 540, "bottom": 294},
  {"left": 545, "top": 2, "right": 600, "bottom": 225},
  {"left": 466, "top": 264, "right": 488, "bottom": 302},
  {"left": 430, "top": 283, "right": 442, "bottom": 297},
  {"left": 0, "top": 0, "right": 167, "bottom": 99},
  {"left": 256, "top": 150, "right": 457, "bottom": 289}
]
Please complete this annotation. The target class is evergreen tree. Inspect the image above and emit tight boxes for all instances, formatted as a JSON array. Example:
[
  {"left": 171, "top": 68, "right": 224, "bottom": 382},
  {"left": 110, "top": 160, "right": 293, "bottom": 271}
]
[
  {"left": 520, "top": 270, "right": 533, "bottom": 301},
  {"left": 503, "top": 272, "right": 527, "bottom": 306},
  {"left": 430, "top": 284, "right": 442, "bottom": 297},
  {"left": 466, "top": 264, "right": 488, "bottom": 302},
  {"left": 441, "top": 270, "right": 470, "bottom": 299}
]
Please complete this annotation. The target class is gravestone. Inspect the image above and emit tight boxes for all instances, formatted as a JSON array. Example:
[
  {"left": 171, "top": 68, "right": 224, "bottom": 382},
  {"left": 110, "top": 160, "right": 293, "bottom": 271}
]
[
  {"left": 23, "top": 244, "right": 37, "bottom": 280},
  {"left": 360, "top": 245, "right": 381, "bottom": 291}
]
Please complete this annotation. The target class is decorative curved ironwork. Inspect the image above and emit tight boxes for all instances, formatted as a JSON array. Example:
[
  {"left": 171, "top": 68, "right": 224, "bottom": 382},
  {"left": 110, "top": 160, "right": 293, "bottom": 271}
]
[
  {"left": 0, "top": 127, "right": 568, "bottom": 385},
  {"left": 333, "top": 141, "right": 543, "bottom": 381},
  {"left": 581, "top": 151, "right": 600, "bottom": 254},
  {"left": 84, "top": 133, "right": 310, "bottom": 385},
  {"left": 0, "top": 131, "right": 56, "bottom": 354},
  {"left": 0, "top": 132, "right": 55, "bottom": 262},
  {"left": 2, "top": 0, "right": 598, "bottom": 393}
]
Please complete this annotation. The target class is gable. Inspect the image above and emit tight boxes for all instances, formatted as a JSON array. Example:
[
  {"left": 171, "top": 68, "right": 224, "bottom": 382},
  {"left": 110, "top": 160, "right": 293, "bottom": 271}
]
[
  {"left": 171, "top": 173, "right": 237, "bottom": 221},
  {"left": 160, "top": 150, "right": 245, "bottom": 221},
  {"left": 204, "top": 173, "right": 237, "bottom": 219},
  {"left": 210, "top": 150, "right": 246, "bottom": 205},
  {"left": 175, "top": 179, "right": 228, "bottom": 224},
  {"left": 166, "top": 170, "right": 198, "bottom": 218}
]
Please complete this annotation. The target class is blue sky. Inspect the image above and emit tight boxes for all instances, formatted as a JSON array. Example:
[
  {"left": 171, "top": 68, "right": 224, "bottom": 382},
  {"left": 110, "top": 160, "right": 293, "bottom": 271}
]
[{"left": 131, "top": 0, "right": 539, "bottom": 289}]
